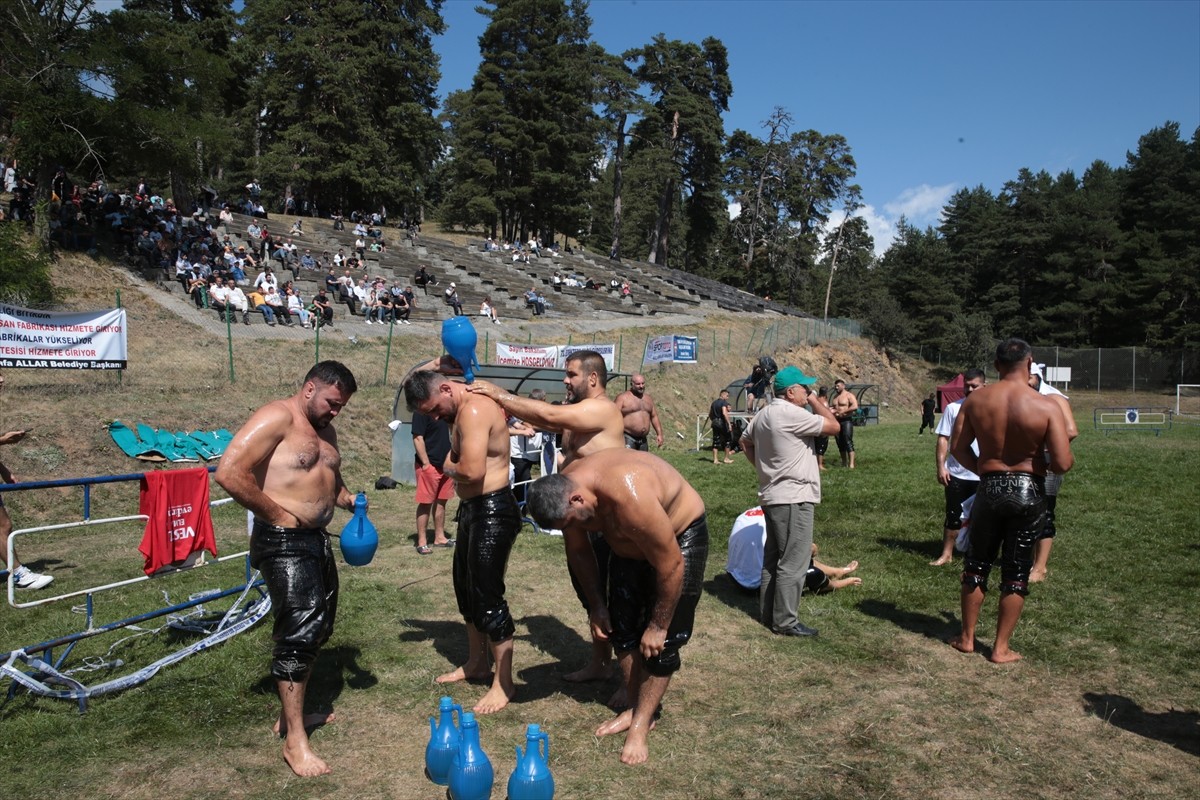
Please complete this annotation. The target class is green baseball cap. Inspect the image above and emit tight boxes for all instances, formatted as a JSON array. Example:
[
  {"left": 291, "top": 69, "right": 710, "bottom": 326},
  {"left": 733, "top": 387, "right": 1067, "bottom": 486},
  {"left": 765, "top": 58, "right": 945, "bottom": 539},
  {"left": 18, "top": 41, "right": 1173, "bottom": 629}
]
[{"left": 774, "top": 366, "right": 818, "bottom": 392}]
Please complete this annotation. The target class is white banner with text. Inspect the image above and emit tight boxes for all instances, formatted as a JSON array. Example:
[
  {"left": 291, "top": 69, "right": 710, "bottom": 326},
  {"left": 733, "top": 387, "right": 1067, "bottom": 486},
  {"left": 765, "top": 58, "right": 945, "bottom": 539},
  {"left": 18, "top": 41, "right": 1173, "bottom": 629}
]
[{"left": 0, "top": 304, "right": 127, "bottom": 370}]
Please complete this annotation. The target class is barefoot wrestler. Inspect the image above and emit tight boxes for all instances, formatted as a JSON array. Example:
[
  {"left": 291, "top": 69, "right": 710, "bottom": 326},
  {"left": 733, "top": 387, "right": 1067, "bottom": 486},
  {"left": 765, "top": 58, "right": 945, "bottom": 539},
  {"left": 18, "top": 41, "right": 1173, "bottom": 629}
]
[
  {"left": 404, "top": 368, "right": 521, "bottom": 714},
  {"left": 947, "top": 339, "right": 1073, "bottom": 664},
  {"left": 215, "top": 361, "right": 359, "bottom": 777},
  {"left": 526, "top": 448, "right": 708, "bottom": 766},
  {"left": 467, "top": 350, "right": 628, "bottom": 698}
]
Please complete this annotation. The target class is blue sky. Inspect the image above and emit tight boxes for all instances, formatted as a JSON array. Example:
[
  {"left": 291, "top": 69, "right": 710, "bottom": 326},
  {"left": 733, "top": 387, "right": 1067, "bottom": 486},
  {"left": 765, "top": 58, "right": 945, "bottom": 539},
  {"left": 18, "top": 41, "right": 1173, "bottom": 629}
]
[{"left": 434, "top": 0, "right": 1200, "bottom": 252}]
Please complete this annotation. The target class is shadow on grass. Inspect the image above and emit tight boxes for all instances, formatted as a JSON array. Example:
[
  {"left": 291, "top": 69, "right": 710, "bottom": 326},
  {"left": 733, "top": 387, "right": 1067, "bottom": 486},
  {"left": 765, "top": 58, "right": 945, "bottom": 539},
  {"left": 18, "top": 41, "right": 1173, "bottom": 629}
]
[
  {"left": 399, "top": 615, "right": 617, "bottom": 710},
  {"left": 702, "top": 572, "right": 759, "bottom": 621},
  {"left": 856, "top": 598, "right": 959, "bottom": 641},
  {"left": 877, "top": 536, "right": 943, "bottom": 561},
  {"left": 1082, "top": 692, "right": 1200, "bottom": 757},
  {"left": 251, "top": 644, "right": 377, "bottom": 715}
]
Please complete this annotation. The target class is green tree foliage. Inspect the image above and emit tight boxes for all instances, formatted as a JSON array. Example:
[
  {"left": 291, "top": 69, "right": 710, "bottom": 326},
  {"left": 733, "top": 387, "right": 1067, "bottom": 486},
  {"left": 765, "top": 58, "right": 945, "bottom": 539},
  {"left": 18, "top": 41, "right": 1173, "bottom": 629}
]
[
  {"left": 1, "top": 1, "right": 107, "bottom": 202},
  {"left": 1118, "top": 122, "right": 1200, "bottom": 349},
  {"left": 439, "top": 0, "right": 597, "bottom": 243},
  {"left": 724, "top": 114, "right": 859, "bottom": 303},
  {"left": 234, "top": 0, "right": 445, "bottom": 217},
  {"left": 876, "top": 122, "right": 1197, "bottom": 353},
  {"left": 623, "top": 35, "right": 731, "bottom": 271},
  {"left": 87, "top": 0, "right": 237, "bottom": 201}
]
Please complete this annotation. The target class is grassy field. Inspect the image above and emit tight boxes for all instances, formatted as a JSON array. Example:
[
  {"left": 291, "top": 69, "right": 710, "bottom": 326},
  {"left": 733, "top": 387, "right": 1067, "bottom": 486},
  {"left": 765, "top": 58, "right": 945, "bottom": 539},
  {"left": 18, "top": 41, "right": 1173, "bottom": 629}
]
[{"left": 1, "top": 256, "right": 1197, "bottom": 799}]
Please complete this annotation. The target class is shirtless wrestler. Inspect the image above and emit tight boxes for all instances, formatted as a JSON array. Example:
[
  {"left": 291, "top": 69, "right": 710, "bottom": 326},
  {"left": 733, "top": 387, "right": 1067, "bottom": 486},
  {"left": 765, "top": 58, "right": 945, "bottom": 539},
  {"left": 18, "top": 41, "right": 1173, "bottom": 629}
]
[
  {"left": 830, "top": 379, "right": 859, "bottom": 468},
  {"left": 466, "top": 351, "right": 629, "bottom": 697},
  {"left": 526, "top": 448, "right": 708, "bottom": 766},
  {"left": 403, "top": 368, "right": 521, "bottom": 714},
  {"left": 947, "top": 338, "right": 1073, "bottom": 664},
  {"left": 614, "top": 373, "right": 664, "bottom": 451},
  {"left": 215, "top": 361, "right": 359, "bottom": 777}
]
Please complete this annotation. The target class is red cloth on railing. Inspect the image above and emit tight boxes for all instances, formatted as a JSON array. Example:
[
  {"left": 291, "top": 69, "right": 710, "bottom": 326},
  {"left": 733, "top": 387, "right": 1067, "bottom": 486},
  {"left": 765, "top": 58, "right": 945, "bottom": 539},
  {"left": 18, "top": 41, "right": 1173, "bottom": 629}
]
[{"left": 138, "top": 467, "right": 217, "bottom": 575}]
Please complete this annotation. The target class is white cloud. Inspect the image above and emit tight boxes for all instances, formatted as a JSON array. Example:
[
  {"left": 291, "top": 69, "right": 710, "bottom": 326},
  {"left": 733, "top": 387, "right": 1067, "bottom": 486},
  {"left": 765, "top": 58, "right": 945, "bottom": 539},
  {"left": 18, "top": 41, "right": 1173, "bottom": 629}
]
[
  {"left": 883, "top": 183, "right": 957, "bottom": 224},
  {"left": 727, "top": 201, "right": 741, "bottom": 220}
]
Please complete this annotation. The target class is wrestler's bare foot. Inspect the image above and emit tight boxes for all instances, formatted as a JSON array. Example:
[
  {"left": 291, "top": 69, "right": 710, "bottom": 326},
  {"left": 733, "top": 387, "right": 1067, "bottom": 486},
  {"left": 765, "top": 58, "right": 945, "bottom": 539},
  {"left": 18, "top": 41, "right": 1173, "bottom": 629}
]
[
  {"left": 274, "top": 711, "right": 336, "bottom": 736},
  {"left": 436, "top": 663, "right": 492, "bottom": 684},
  {"left": 620, "top": 733, "right": 650, "bottom": 766},
  {"left": 282, "top": 740, "right": 332, "bottom": 777},
  {"left": 563, "top": 661, "right": 612, "bottom": 683},
  {"left": 830, "top": 560, "right": 859, "bottom": 578},
  {"left": 828, "top": 576, "right": 862, "bottom": 590},
  {"left": 947, "top": 634, "right": 975, "bottom": 654},
  {"left": 989, "top": 648, "right": 1023, "bottom": 664},
  {"left": 607, "top": 686, "right": 630, "bottom": 710},
  {"left": 473, "top": 682, "right": 515, "bottom": 715},
  {"left": 1029, "top": 567, "right": 1047, "bottom": 583},
  {"left": 930, "top": 554, "right": 954, "bottom": 566},
  {"left": 595, "top": 707, "right": 658, "bottom": 737},
  {"left": 596, "top": 709, "right": 633, "bottom": 737}
]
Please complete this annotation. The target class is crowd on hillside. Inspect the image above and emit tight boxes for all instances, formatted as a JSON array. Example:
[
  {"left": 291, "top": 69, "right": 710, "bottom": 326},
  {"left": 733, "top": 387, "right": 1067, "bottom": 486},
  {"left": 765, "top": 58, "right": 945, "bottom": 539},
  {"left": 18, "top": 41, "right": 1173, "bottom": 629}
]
[{"left": 0, "top": 165, "right": 438, "bottom": 328}]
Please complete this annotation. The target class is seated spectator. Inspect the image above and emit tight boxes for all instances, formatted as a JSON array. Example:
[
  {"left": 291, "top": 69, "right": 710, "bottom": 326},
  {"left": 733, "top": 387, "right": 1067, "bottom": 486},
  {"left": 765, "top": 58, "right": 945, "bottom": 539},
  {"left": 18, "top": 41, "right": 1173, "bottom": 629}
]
[
  {"left": 285, "top": 286, "right": 309, "bottom": 327},
  {"left": 585, "top": 277, "right": 600, "bottom": 290},
  {"left": 299, "top": 249, "right": 316, "bottom": 270},
  {"left": 373, "top": 290, "right": 393, "bottom": 324},
  {"left": 393, "top": 287, "right": 411, "bottom": 324},
  {"left": 552, "top": 271, "right": 563, "bottom": 286},
  {"left": 188, "top": 272, "right": 210, "bottom": 308},
  {"left": 339, "top": 271, "right": 361, "bottom": 315},
  {"left": 443, "top": 283, "right": 464, "bottom": 316},
  {"left": 620, "top": 281, "right": 632, "bottom": 298},
  {"left": 524, "top": 286, "right": 545, "bottom": 316},
  {"left": 289, "top": 218, "right": 303, "bottom": 236},
  {"left": 479, "top": 296, "right": 500, "bottom": 325},
  {"left": 414, "top": 265, "right": 437, "bottom": 292},
  {"left": 225, "top": 279, "right": 251, "bottom": 325},
  {"left": 309, "top": 288, "right": 334, "bottom": 328},
  {"left": 260, "top": 285, "right": 290, "bottom": 326},
  {"left": 209, "top": 278, "right": 231, "bottom": 318},
  {"left": 360, "top": 281, "right": 378, "bottom": 323}
]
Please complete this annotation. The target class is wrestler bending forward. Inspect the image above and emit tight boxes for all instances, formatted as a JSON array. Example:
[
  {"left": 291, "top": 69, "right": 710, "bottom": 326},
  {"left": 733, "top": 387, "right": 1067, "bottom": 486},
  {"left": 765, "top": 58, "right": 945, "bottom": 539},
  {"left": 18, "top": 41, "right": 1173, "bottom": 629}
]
[
  {"left": 216, "top": 361, "right": 360, "bottom": 777},
  {"left": 527, "top": 448, "right": 708, "bottom": 765},
  {"left": 947, "top": 338, "right": 1073, "bottom": 664}
]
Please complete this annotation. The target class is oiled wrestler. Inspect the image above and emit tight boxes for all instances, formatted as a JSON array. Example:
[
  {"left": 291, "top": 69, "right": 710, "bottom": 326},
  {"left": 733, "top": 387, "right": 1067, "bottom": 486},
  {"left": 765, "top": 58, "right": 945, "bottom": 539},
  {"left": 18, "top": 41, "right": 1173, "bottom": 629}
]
[
  {"left": 948, "top": 338, "right": 1073, "bottom": 663},
  {"left": 216, "top": 361, "right": 359, "bottom": 777},
  {"left": 527, "top": 448, "right": 708, "bottom": 766},
  {"left": 404, "top": 368, "right": 521, "bottom": 714}
]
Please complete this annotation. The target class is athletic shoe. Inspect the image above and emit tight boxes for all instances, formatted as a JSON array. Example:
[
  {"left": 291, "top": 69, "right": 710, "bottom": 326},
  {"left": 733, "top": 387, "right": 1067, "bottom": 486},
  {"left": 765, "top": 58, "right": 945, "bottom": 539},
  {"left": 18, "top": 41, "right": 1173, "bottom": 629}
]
[
  {"left": 403, "top": 320, "right": 411, "bottom": 325},
  {"left": 12, "top": 566, "right": 53, "bottom": 590},
  {"left": 366, "top": 319, "right": 373, "bottom": 325}
]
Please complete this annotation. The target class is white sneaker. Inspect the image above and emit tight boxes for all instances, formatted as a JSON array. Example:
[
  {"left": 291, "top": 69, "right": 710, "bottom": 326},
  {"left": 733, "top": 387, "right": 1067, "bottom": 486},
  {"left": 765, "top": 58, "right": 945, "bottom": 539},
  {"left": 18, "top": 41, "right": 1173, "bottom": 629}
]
[
  {"left": 403, "top": 320, "right": 411, "bottom": 325},
  {"left": 365, "top": 319, "right": 373, "bottom": 325},
  {"left": 12, "top": 566, "right": 53, "bottom": 590}
]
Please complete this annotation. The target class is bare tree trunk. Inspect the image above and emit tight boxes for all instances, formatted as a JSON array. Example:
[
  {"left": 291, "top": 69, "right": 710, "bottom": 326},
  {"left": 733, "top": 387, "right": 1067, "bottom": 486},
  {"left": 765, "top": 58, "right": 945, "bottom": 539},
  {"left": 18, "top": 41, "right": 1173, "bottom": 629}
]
[
  {"left": 610, "top": 111, "right": 626, "bottom": 259},
  {"left": 647, "top": 111, "right": 680, "bottom": 266}
]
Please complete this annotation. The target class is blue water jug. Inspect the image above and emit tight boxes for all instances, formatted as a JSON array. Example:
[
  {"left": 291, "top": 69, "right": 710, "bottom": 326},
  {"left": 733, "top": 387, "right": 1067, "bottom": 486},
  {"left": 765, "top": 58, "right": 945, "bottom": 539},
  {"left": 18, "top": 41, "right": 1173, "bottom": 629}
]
[
  {"left": 448, "top": 711, "right": 493, "bottom": 800},
  {"left": 441, "top": 316, "right": 480, "bottom": 384},
  {"left": 425, "top": 696, "right": 464, "bottom": 786},
  {"left": 506, "top": 723, "right": 553, "bottom": 800},
  {"left": 338, "top": 492, "right": 378, "bottom": 566}
]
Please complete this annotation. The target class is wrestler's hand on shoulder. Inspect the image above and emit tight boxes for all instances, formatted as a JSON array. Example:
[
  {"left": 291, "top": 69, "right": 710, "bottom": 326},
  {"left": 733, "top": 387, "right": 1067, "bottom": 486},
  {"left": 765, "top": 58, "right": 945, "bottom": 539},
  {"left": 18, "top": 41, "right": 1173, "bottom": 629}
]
[{"left": 465, "top": 380, "right": 503, "bottom": 400}]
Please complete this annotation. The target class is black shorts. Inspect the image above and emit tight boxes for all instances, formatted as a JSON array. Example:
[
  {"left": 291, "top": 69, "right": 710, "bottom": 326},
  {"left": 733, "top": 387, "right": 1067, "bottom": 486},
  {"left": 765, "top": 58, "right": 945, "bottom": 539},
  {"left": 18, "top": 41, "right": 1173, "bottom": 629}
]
[
  {"left": 711, "top": 421, "right": 731, "bottom": 450},
  {"left": 609, "top": 515, "right": 709, "bottom": 677},
  {"left": 963, "top": 472, "right": 1045, "bottom": 596},
  {"left": 454, "top": 488, "right": 522, "bottom": 641},
  {"left": 943, "top": 476, "right": 980, "bottom": 530}
]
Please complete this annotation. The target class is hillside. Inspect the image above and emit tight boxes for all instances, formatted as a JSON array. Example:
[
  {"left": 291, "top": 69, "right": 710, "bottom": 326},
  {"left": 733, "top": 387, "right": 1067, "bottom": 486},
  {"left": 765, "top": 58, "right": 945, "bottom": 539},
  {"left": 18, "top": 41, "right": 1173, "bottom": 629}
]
[{"left": 4, "top": 246, "right": 932, "bottom": 490}]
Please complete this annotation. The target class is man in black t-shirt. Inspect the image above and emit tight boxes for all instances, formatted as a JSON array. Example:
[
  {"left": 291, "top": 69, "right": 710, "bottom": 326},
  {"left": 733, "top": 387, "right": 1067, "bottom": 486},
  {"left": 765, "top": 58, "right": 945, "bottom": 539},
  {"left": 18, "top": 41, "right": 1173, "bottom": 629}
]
[
  {"left": 412, "top": 411, "right": 455, "bottom": 553},
  {"left": 709, "top": 389, "right": 735, "bottom": 464},
  {"left": 919, "top": 392, "right": 937, "bottom": 435}
]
